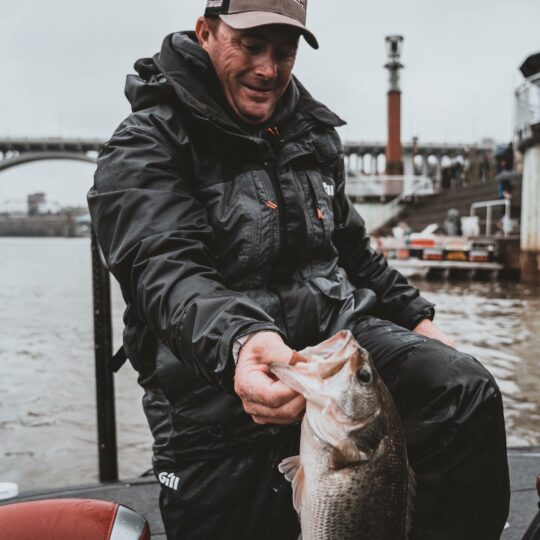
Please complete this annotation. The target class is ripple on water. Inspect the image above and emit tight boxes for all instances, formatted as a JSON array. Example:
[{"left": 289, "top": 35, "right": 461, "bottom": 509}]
[{"left": 416, "top": 278, "right": 540, "bottom": 449}]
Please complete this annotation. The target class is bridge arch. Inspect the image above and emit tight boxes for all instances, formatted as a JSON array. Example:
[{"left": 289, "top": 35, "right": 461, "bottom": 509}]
[{"left": 0, "top": 152, "right": 97, "bottom": 173}]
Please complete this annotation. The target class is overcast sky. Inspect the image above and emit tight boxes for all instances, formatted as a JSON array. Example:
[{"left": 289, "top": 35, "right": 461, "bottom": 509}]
[{"left": 1, "top": 0, "right": 539, "bottom": 207}]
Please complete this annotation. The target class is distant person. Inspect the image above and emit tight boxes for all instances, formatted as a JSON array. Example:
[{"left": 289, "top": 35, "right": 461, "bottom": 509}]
[
  {"left": 496, "top": 166, "right": 515, "bottom": 235},
  {"left": 444, "top": 208, "right": 462, "bottom": 236},
  {"left": 452, "top": 162, "right": 463, "bottom": 189},
  {"left": 497, "top": 166, "right": 514, "bottom": 200},
  {"left": 392, "top": 220, "right": 412, "bottom": 239},
  {"left": 87, "top": 2, "right": 510, "bottom": 538},
  {"left": 441, "top": 167, "right": 452, "bottom": 190}
]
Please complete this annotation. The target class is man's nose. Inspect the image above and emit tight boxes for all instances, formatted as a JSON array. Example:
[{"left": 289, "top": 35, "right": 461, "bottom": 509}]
[{"left": 255, "top": 51, "right": 278, "bottom": 80}]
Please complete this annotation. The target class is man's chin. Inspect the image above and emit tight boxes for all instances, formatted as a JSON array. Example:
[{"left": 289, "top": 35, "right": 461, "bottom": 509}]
[{"left": 235, "top": 104, "right": 275, "bottom": 126}]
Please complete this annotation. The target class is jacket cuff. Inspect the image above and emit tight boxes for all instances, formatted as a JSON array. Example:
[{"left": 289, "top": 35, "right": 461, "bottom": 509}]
[{"left": 395, "top": 296, "right": 435, "bottom": 331}]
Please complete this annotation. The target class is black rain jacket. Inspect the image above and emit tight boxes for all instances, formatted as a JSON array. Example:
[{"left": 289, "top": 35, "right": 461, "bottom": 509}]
[{"left": 87, "top": 32, "right": 434, "bottom": 468}]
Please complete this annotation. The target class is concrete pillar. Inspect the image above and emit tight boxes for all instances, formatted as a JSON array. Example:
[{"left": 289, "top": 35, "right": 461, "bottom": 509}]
[
  {"left": 436, "top": 155, "right": 443, "bottom": 187},
  {"left": 403, "top": 148, "right": 414, "bottom": 176},
  {"left": 421, "top": 154, "right": 429, "bottom": 176},
  {"left": 520, "top": 144, "right": 540, "bottom": 283}
]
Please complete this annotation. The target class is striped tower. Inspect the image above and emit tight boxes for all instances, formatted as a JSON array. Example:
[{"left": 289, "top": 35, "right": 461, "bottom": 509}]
[{"left": 385, "top": 35, "right": 404, "bottom": 175}]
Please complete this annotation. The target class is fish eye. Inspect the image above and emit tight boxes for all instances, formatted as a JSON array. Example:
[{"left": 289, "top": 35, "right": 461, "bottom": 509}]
[{"left": 356, "top": 367, "right": 373, "bottom": 385}]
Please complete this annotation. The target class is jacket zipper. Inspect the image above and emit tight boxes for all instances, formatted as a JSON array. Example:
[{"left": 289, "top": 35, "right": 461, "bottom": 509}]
[
  {"left": 267, "top": 161, "right": 286, "bottom": 255},
  {"left": 306, "top": 175, "right": 326, "bottom": 240},
  {"left": 264, "top": 122, "right": 329, "bottom": 261}
]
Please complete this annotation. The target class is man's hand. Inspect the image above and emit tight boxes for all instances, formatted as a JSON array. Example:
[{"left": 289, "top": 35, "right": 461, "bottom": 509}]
[
  {"left": 234, "top": 331, "right": 306, "bottom": 425},
  {"left": 414, "top": 319, "right": 456, "bottom": 348}
]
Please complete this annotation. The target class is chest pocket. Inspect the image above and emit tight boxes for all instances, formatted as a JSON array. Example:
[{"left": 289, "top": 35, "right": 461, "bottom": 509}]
[
  {"left": 195, "top": 170, "right": 279, "bottom": 287},
  {"left": 281, "top": 139, "right": 340, "bottom": 254}
]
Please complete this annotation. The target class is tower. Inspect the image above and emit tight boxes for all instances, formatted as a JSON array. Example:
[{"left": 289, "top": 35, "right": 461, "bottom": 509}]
[
  {"left": 385, "top": 35, "right": 404, "bottom": 175},
  {"left": 516, "top": 52, "right": 540, "bottom": 283}
]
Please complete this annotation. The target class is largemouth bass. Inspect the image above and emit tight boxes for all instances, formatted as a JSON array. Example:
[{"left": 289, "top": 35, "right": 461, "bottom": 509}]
[{"left": 270, "top": 330, "right": 414, "bottom": 540}]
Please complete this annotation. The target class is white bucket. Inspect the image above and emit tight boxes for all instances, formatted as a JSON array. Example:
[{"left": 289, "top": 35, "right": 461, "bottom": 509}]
[{"left": 461, "top": 216, "right": 480, "bottom": 237}]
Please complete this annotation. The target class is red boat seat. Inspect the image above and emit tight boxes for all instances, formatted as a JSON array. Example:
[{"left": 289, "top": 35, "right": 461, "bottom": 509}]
[{"left": 0, "top": 498, "right": 151, "bottom": 540}]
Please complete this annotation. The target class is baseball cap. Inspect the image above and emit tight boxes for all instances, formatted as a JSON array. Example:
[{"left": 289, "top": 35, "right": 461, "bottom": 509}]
[{"left": 204, "top": 0, "right": 319, "bottom": 49}]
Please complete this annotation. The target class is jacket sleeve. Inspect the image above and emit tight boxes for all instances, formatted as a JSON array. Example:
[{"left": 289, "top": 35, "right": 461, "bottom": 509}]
[
  {"left": 331, "top": 154, "right": 435, "bottom": 330},
  {"left": 87, "top": 124, "right": 282, "bottom": 391}
]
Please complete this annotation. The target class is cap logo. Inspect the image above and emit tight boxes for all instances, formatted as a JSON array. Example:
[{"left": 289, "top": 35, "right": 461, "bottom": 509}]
[
  {"left": 206, "top": 0, "right": 224, "bottom": 7},
  {"left": 294, "top": 0, "right": 305, "bottom": 8}
]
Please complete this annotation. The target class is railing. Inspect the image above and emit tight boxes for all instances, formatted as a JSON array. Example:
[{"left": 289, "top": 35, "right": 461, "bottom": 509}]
[
  {"left": 388, "top": 176, "right": 435, "bottom": 208},
  {"left": 515, "top": 73, "right": 540, "bottom": 135},
  {"left": 354, "top": 176, "right": 435, "bottom": 234},
  {"left": 346, "top": 174, "right": 434, "bottom": 199},
  {"left": 90, "top": 230, "right": 118, "bottom": 482},
  {"left": 470, "top": 199, "right": 512, "bottom": 237}
]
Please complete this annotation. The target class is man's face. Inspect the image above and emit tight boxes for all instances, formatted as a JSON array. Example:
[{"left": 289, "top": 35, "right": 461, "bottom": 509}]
[{"left": 197, "top": 19, "right": 299, "bottom": 125}]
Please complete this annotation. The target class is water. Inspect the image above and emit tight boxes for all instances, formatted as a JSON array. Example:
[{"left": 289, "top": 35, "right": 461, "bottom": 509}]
[{"left": 1, "top": 238, "right": 539, "bottom": 492}]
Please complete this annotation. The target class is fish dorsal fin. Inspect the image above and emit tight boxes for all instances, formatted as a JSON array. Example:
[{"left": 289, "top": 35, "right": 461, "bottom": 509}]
[{"left": 278, "top": 455, "right": 304, "bottom": 513}]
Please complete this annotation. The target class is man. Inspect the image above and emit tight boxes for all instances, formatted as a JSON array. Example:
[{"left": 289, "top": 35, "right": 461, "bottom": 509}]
[{"left": 87, "top": 1, "right": 510, "bottom": 539}]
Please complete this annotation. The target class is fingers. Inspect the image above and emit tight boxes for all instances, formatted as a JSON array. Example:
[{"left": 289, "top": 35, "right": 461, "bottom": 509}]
[
  {"left": 234, "top": 332, "right": 307, "bottom": 425},
  {"left": 252, "top": 415, "right": 301, "bottom": 425},
  {"left": 414, "top": 319, "right": 457, "bottom": 349},
  {"left": 243, "top": 394, "right": 306, "bottom": 425},
  {"left": 442, "top": 337, "right": 457, "bottom": 349},
  {"left": 235, "top": 369, "right": 299, "bottom": 408}
]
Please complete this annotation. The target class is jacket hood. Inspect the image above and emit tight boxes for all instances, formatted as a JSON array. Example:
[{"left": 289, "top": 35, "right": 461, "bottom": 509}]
[{"left": 126, "top": 31, "right": 345, "bottom": 135}]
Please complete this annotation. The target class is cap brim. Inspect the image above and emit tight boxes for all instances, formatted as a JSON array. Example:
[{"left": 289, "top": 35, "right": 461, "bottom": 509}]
[{"left": 219, "top": 11, "right": 319, "bottom": 49}]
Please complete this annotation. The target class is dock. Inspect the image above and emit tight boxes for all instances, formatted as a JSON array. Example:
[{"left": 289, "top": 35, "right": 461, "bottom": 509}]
[
  {"left": 2, "top": 447, "right": 538, "bottom": 539},
  {"left": 389, "top": 258, "right": 504, "bottom": 272}
]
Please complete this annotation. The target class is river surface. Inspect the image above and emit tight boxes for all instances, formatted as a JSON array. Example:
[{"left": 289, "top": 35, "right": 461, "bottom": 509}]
[{"left": 1, "top": 237, "right": 539, "bottom": 491}]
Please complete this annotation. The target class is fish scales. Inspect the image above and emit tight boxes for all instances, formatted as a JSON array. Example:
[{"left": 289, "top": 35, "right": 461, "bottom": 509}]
[{"left": 271, "top": 330, "right": 413, "bottom": 540}]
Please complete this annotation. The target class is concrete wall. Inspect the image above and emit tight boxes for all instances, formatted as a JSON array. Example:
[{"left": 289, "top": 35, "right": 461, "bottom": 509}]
[{"left": 0, "top": 215, "right": 77, "bottom": 237}]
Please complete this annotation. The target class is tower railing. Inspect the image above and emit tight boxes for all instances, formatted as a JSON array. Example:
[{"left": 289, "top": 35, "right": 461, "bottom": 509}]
[{"left": 515, "top": 73, "right": 540, "bottom": 135}]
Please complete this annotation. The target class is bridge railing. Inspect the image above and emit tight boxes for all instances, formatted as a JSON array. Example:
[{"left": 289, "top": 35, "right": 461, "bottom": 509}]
[
  {"left": 470, "top": 199, "right": 512, "bottom": 237},
  {"left": 345, "top": 174, "right": 434, "bottom": 199}
]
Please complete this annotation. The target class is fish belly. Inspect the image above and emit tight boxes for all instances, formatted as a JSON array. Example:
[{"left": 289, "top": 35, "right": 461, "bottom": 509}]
[{"left": 300, "top": 433, "right": 409, "bottom": 540}]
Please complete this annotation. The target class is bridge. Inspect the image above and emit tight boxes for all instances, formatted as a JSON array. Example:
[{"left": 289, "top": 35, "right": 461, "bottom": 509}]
[
  {"left": 0, "top": 137, "right": 493, "bottom": 179},
  {"left": 0, "top": 137, "right": 102, "bottom": 172},
  {"left": 344, "top": 140, "right": 493, "bottom": 179}
]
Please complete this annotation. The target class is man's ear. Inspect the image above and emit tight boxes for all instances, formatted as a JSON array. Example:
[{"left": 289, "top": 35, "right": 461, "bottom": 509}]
[{"left": 195, "top": 17, "right": 212, "bottom": 52}]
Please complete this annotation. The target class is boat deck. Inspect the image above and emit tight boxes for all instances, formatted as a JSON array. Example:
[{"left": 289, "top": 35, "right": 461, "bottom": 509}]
[{"left": 2, "top": 448, "right": 538, "bottom": 539}]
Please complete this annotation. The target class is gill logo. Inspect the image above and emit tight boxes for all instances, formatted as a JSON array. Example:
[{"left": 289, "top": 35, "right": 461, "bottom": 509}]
[
  {"left": 158, "top": 472, "right": 181, "bottom": 490},
  {"left": 323, "top": 182, "right": 335, "bottom": 197}
]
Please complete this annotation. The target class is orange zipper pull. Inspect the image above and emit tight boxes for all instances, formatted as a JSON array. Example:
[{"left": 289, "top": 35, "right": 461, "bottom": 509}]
[
  {"left": 316, "top": 208, "right": 324, "bottom": 220},
  {"left": 265, "top": 201, "right": 278, "bottom": 210},
  {"left": 266, "top": 126, "right": 281, "bottom": 137}
]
